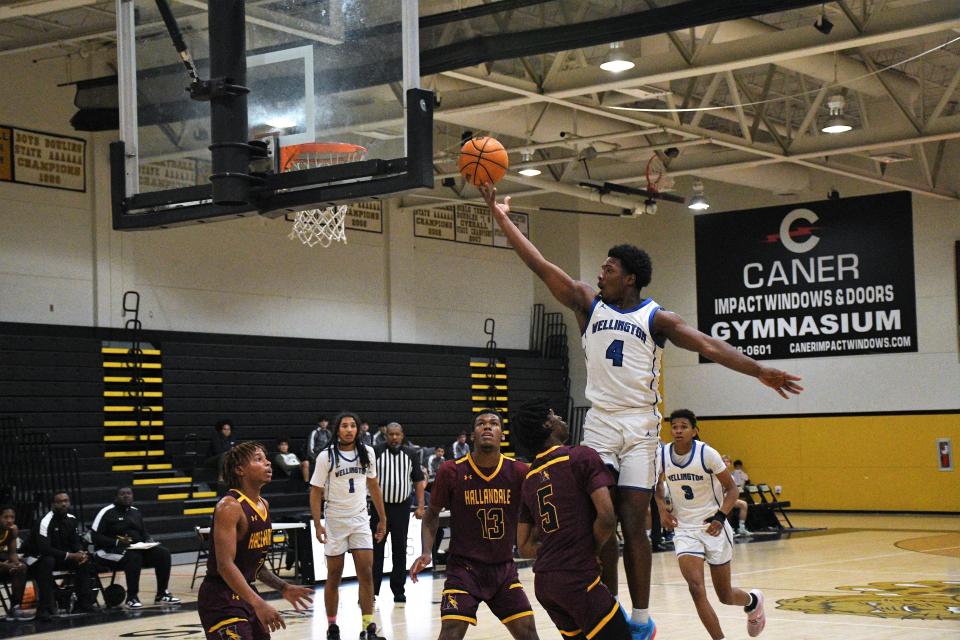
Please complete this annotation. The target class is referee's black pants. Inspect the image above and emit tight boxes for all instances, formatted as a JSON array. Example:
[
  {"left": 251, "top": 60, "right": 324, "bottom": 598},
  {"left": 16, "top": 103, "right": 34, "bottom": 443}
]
[{"left": 371, "top": 499, "right": 411, "bottom": 599}]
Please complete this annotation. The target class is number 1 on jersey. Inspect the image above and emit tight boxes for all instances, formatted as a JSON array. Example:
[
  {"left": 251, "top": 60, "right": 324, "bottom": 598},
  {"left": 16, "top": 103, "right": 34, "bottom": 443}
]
[
  {"left": 348, "top": 478, "right": 355, "bottom": 493},
  {"left": 605, "top": 339, "right": 624, "bottom": 367}
]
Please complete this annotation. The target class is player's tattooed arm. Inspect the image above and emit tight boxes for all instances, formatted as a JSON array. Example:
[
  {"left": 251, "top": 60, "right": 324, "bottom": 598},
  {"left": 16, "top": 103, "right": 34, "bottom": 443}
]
[
  {"left": 589, "top": 487, "right": 617, "bottom": 554},
  {"left": 257, "top": 564, "right": 313, "bottom": 610}
]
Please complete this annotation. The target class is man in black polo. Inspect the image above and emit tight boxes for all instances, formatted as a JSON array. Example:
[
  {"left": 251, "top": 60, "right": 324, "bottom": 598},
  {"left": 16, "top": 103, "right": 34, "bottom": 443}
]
[
  {"left": 29, "top": 491, "right": 97, "bottom": 618},
  {"left": 90, "top": 487, "right": 181, "bottom": 609},
  {"left": 372, "top": 422, "right": 426, "bottom": 604}
]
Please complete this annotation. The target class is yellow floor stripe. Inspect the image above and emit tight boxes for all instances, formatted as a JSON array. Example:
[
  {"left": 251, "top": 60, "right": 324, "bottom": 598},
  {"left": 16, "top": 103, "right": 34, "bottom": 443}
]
[
  {"left": 104, "top": 361, "right": 162, "bottom": 369},
  {"left": 104, "top": 377, "right": 163, "bottom": 383},
  {"left": 104, "top": 420, "right": 164, "bottom": 427},
  {"left": 133, "top": 477, "right": 191, "bottom": 485},
  {"left": 104, "top": 391, "right": 164, "bottom": 398},
  {"left": 184, "top": 507, "right": 215, "bottom": 515},
  {"left": 105, "top": 406, "right": 164, "bottom": 412},
  {"left": 101, "top": 347, "right": 162, "bottom": 355}
]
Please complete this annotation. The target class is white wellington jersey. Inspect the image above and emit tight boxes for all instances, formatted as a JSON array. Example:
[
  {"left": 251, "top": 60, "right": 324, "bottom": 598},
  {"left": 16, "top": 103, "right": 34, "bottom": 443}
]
[
  {"left": 310, "top": 445, "right": 377, "bottom": 518},
  {"left": 658, "top": 441, "right": 726, "bottom": 529},
  {"left": 582, "top": 296, "right": 664, "bottom": 413}
]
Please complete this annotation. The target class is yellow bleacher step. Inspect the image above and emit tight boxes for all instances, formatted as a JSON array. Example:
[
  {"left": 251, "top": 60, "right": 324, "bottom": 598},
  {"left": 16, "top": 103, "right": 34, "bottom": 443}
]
[
  {"left": 102, "top": 347, "right": 162, "bottom": 355},
  {"left": 112, "top": 464, "right": 143, "bottom": 471},
  {"left": 104, "top": 376, "right": 163, "bottom": 384},
  {"left": 133, "top": 476, "right": 191, "bottom": 486},
  {"left": 105, "top": 450, "right": 166, "bottom": 458},
  {"left": 471, "top": 384, "right": 508, "bottom": 390},
  {"left": 469, "top": 361, "right": 506, "bottom": 368},
  {"left": 472, "top": 407, "right": 508, "bottom": 412},
  {"left": 471, "top": 395, "right": 508, "bottom": 402},
  {"left": 105, "top": 405, "right": 164, "bottom": 412},
  {"left": 192, "top": 491, "right": 216, "bottom": 499},
  {"left": 104, "top": 435, "right": 165, "bottom": 442},
  {"left": 158, "top": 493, "right": 189, "bottom": 501},
  {"left": 104, "top": 362, "right": 162, "bottom": 369},
  {"left": 104, "top": 391, "right": 164, "bottom": 398},
  {"left": 471, "top": 373, "right": 507, "bottom": 379},
  {"left": 104, "top": 420, "right": 164, "bottom": 427},
  {"left": 183, "top": 507, "right": 215, "bottom": 515},
  {"left": 148, "top": 463, "right": 172, "bottom": 470}
]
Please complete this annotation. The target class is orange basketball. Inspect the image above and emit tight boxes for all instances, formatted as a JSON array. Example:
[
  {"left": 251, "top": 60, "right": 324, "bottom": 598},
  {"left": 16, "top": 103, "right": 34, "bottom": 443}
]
[{"left": 458, "top": 137, "right": 509, "bottom": 186}]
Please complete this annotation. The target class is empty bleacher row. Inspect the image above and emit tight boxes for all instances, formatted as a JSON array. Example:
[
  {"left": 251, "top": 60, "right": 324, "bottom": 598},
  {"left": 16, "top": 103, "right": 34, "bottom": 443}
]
[{"left": 0, "top": 320, "right": 569, "bottom": 553}]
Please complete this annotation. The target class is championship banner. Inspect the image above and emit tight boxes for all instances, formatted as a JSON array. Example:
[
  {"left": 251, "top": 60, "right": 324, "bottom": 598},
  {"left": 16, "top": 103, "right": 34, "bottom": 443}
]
[
  {"left": 694, "top": 191, "right": 917, "bottom": 361},
  {"left": 0, "top": 125, "right": 86, "bottom": 192},
  {"left": 414, "top": 203, "right": 529, "bottom": 248}
]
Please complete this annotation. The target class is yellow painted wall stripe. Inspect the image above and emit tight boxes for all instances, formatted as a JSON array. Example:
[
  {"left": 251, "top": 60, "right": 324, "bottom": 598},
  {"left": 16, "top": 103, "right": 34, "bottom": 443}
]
[
  {"left": 104, "top": 420, "right": 164, "bottom": 427},
  {"left": 104, "top": 377, "right": 163, "bottom": 383},
  {"left": 133, "top": 477, "right": 191, "bottom": 485},
  {"left": 104, "top": 391, "right": 163, "bottom": 398},
  {"left": 184, "top": 507, "right": 215, "bottom": 515},
  {"left": 104, "top": 361, "right": 162, "bottom": 369}
]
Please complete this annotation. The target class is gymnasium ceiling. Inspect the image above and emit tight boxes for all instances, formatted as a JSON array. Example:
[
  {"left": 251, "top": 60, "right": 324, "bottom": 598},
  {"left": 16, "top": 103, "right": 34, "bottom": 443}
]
[{"left": 1, "top": 0, "right": 959, "bottom": 212}]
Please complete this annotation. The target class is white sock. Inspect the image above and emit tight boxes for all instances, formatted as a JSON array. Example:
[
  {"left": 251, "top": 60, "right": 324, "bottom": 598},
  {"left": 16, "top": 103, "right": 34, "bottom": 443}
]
[{"left": 631, "top": 608, "right": 649, "bottom": 625}]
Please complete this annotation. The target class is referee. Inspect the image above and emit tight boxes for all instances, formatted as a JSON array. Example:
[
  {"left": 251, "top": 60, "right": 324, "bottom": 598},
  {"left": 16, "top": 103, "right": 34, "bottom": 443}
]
[{"left": 372, "top": 422, "right": 425, "bottom": 604}]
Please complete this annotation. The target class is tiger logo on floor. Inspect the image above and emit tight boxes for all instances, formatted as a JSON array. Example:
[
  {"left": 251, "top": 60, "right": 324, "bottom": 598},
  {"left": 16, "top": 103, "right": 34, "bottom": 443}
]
[{"left": 777, "top": 580, "right": 960, "bottom": 621}]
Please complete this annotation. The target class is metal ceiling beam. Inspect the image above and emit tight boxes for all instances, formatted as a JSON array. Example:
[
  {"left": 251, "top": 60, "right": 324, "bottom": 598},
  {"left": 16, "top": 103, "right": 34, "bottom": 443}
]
[{"left": 0, "top": 0, "right": 97, "bottom": 20}]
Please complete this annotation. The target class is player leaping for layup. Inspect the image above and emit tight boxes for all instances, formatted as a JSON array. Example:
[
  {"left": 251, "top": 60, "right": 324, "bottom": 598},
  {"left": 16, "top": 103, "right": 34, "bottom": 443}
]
[
  {"left": 480, "top": 183, "right": 802, "bottom": 640},
  {"left": 409, "top": 410, "right": 539, "bottom": 640}
]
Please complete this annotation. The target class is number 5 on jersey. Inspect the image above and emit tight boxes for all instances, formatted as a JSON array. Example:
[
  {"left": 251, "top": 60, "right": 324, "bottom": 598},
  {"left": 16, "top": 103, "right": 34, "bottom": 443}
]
[{"left": 605, "top": 339, "right": 624, "bottom": 367}]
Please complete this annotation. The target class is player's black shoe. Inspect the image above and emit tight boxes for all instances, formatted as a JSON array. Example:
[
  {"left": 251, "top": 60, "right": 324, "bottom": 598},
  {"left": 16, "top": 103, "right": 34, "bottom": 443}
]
[
  {"left": 360, "top": 622, "right": 386, "bottom": 640},
  {"left": 327, "top": 623, "right": 341, "bottom": 640}
]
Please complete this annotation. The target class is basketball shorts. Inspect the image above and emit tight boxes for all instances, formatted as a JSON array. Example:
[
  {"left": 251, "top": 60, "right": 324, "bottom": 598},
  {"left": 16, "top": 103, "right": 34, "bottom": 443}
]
[
  {"left": 534, "top": 571, "right": 628, "bottom": 640},
  {"left": 439, "top": 555, "right": 533, "bottom": 626},
  {"left": 198, "top": 578, "right": 269, "bottom": 640},
  {"left": 674, "top": 523, "right": 735, "bottom": 566},
  {"left": 325, "top": 511, "right": 373, "bottom": 556},
  {"left": 581, "top": 408, "right": 660, "bottom": 490}
]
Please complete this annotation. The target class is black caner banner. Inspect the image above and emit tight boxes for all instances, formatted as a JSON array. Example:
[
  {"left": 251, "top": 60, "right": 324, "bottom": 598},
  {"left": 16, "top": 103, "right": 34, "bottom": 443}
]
[{"left": 694, "top": 191, "right": 917, "bottom": 361}]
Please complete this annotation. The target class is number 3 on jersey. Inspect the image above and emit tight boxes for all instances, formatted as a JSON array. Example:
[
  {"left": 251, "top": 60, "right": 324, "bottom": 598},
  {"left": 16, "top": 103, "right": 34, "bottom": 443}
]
[{"left": 605, "top": 339, "right": 624, "bottom": 367}]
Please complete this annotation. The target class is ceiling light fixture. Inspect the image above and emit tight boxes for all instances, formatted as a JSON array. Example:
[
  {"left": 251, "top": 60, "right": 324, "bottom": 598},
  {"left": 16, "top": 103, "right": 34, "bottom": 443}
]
[
  {"left": 599, "top": 42, "right": 634, "bottom": 73},
  {"left": 518, "top": 151, "right": 541, "bottom": 177},
  {"left": 687, "top": 180, "right": 710, "bottom": 211},
  {"left": 821, "top": 94, "right": 853, "bottom": 133},
  {"left": 813, "top": 3, "right": 834, "bottom": 35}
]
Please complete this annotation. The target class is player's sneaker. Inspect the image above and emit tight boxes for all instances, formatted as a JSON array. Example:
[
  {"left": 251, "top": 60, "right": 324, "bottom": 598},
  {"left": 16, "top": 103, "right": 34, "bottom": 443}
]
[
  {"left": 746, "top": 589, "right": 766, "bottom": 636},
  {"left": 124, "top": 597, "right": 143, "bottom": 609},
  {"left": 360, "top": 622, "right": 386, "bottom": 640},
  {"left": 327, "top": 623, "right": 340, "bottom": 640},
  {"left": 155, "top": 591, "right": 181, "bottom": 604},
  {"left": 628, "top": 616, "right": 656, "bottom": 640}
]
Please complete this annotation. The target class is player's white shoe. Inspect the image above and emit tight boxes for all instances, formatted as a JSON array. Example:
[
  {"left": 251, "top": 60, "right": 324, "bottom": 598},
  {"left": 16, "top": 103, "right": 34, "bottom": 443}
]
[{"left": 746, "top": 589, "right": 765, "bottom": 637}]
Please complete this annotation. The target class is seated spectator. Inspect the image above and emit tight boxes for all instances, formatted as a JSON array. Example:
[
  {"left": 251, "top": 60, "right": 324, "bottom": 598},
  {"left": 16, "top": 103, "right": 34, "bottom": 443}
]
[
  {"left": 450, "top": 432, "right": 470, "bottom": 459},
  {"left": 722, "top": 455, "right": 753, "bottom": 537},
  {"left": 359, "top": 421, "right": 374, "bottom": 447},
  {"left": 732, "top": 459, "right": 750, "bottom": 489},
  {"left": 426, "top": 446, "right": 445, "bottom": 480},
  {"left": 28, "top": 491, "right": 97, "bottom": 619},
  {"left": 306, "top": 416, "right": 332, "bottom": 461},
  {"left": 205, "top": 419, "right": 236, "bottom": 475},
  {"left": 90, "top": 487, "right": 181, "bottom": 609},
  {"left": 273, "top": 437, "right": 310, "bottom": 483},
  {"left": 372, "top": 422, "right": 388, "bottom": 447},
  {"left": 0, "top": 505, "right": 28, "bottom": 620}
]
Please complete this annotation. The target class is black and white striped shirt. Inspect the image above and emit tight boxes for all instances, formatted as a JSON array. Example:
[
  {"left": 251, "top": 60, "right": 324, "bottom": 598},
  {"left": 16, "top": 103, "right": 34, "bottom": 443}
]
[{"left": 374, "top": 444, "right": 424, "bottom": 504}]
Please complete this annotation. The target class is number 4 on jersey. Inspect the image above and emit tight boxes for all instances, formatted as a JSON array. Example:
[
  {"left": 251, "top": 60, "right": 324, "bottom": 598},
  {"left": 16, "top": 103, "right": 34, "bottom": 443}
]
[{"left": 605, "top": 339, "right": 624, "bottom": 367}]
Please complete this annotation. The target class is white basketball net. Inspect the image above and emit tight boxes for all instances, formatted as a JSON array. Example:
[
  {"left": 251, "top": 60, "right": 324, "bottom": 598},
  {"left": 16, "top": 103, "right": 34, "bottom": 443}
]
[{"left": 288, "top": 205, "right": 348, "bottom": 248}]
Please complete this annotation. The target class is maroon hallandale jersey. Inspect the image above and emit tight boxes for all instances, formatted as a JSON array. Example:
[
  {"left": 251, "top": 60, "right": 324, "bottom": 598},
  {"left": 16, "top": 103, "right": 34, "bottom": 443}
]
[
  {"left": 206, "top": 489, "right": 273, "bottom": 583},
  {"left": 431, "top": 453, "right": 528, "bottom": 564},
  {"left": 519, "top": 445, "right": 614, "bottom": 574}
]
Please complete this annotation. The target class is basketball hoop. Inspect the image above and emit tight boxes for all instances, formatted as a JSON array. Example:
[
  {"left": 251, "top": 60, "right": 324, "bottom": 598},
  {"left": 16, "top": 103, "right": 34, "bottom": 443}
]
[{"left": 281, "top": 142, "right": 367, "bottom": 248}]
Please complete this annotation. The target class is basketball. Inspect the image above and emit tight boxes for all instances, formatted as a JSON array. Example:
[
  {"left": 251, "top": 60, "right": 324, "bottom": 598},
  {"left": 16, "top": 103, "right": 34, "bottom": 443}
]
[{"left": 458, "top": 137, "right": 509, "bottom": 186}]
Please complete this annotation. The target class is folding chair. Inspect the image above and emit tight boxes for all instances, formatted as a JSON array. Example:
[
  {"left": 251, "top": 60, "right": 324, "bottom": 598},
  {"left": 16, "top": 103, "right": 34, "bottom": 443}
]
[
  {"left": 191, "top": 526, "right": 210, "bottom": 589},
  {"left": 742, "top": 485, "right": 778, "bottom": 531},
  {"left": 757, "top": 484, "right": 794, "bottom": 528}
]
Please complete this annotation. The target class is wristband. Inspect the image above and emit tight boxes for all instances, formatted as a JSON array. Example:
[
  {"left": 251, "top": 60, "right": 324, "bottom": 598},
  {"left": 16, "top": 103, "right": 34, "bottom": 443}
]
[{"left": 709, "top": 510, "right": 727, "bottom": 524}]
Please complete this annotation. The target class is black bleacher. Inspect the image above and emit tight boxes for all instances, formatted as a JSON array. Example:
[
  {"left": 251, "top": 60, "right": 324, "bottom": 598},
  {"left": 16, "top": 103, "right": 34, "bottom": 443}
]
[{"left": 0, "top": 321, "right": 568, "bottom": 553}]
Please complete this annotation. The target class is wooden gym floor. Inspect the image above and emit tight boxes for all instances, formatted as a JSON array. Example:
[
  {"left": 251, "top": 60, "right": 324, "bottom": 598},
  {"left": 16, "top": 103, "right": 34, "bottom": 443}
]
[{"left": 4, "top": 513, "right": 957, "bottom": 640}]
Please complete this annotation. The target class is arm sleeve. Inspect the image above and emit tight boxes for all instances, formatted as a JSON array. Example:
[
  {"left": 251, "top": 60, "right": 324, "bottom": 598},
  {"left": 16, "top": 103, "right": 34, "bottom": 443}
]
[
  {"left": 575, "top": 448, "right": 616, "bottom": 494},
  {"left": 429, "top": 461, "right": 456, "bottom": 511},
  {"left": 702, "top": 446, "right": 726, "bottom": 474}
]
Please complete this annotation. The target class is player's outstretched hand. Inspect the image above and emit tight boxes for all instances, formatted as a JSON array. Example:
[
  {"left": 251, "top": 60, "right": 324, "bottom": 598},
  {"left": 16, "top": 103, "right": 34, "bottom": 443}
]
[
  {"left": 374, "top": 519, "right": 387, "bottom": 543},
  {"left": 660, "top": 512, "right": 678, "bottom": 530},
  {"left": 479, "top": 183, "right": 511, "bottom": 220},
  {"left": 408, "top": 552, "right": 431, "bottom": 583},
  {"left": 315, "top": 523, "right": 327, "bottom": 544},
  {"left": 758, "top": 367, "right": 803, "bottom": 398},
  {"left": 281, "top": 583, "right": 314, "bottom": 611},
  {"left": 254, "top": 599, "right": 286, "bottom": 632}
]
